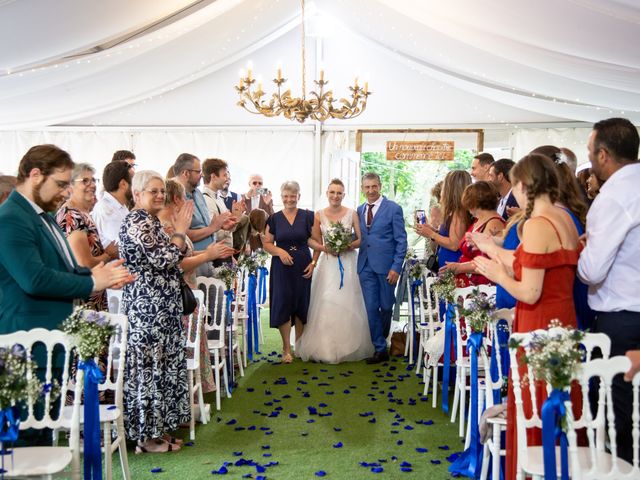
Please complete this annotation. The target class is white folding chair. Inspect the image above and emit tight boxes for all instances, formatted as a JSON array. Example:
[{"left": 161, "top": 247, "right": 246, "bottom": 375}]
[
  {"left": 54, "top": 312, "right": 131, "bottom": 480},
  {"left": 185, "top": 290, "right": 209, "bottom": 440},
  {"left": 106, "top": 289, "right": 123, "bottom": 314},
  {"left": 0, "top": 328, "right": 81, "bottom": 479},
  {"left": 415, "top": 274, "right": 440, "bottom": 374},
  {"left": 233, "top": 270, "right": 249, "bottom": 369},
  {"left": 572, "top": 355, "right": 640, "bottom": 479},
  {"left": 197, "top": 277, "right": 232, "bottom": 411},
  {"left": 451, "top": 285, "right": 496, "bottom": 438},
  {"left": 509, "top": 329, "right": 612, "bottom": 480},
  {"left": 479, "top": 308, "right": 514, "bottom": 480}
]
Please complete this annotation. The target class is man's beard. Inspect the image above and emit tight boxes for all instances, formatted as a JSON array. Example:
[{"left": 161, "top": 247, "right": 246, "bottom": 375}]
[
  {"left": 125, "top": 187, "right": 134, "bottom": 209},
  {"left": 33, "top": 182, "right": 64, "bottom": 213}
]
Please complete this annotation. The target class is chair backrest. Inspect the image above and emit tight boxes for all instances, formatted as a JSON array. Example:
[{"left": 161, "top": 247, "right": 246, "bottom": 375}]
[
  {"left": 106, "top": 289, "right": 123, "bottom": 314},
  {"left": 98, "top": 313, "right": 128, "bottom": 409},
  {"left": 574, "top": 355, "right": 640, "bottom": 479},
  {"left": 419, "top": 274, "right": 441, "bottom": 336},
  {"left": 480, "top": 307, "right": 515, "bottom": 407},
  {"left": 185, "top": 290, "right": 205, "bottom": 369},
  {"left": 0, "top": 328, "right": 80, "bottom": 431},
  {"left": 509, "top": 329, "right": 613, "bottom": 476},
  {"left": 453, "top": 286, "right": 497, "bottom": 361},
  {"left": 196, "top": 276, "right": 227, "bottom": 336}
]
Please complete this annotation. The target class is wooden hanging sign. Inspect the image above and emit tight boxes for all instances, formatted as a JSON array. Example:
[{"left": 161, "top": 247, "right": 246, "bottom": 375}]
[{"left": 386, "top": 140, "right": 455, "bottom": 161}]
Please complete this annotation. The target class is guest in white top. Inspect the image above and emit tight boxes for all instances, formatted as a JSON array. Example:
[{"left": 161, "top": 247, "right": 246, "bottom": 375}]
[
  {"left": 578, "top": 117, "right": 640, "bottom": 465},
  {"left": 91, "top": 161, "right": 133, "bottom": 247}
]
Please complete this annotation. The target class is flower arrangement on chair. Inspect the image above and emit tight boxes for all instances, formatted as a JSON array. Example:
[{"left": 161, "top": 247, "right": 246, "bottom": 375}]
[
  {"left": 432, "top": 269, "right": 457, "bottom": 305},
  {"left": 509, "top": 321, "right": 585, "bottom": 480},
  {"left": 60, "top": 307, "right": 115, "bottom": 479},
  {"left": 214, "top": 263, "right": 239, "bottom": 291}
]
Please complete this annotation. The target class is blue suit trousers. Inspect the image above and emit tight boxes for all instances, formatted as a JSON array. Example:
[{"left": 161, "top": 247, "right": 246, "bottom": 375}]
[{"left": 359, "top": 260, "right": 396, "bottom": 352}]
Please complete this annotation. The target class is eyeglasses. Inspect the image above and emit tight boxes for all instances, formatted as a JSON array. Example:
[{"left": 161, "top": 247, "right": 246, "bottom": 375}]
[
  {"left": 143, "top": 188, "right": 166, "bottom": 197},
  {"left": 189, "top": 169, "right": 202, "bottom": 175},
  {"left": 251, "top": 181, "right": 263, "bottom": 186},
  {"left": 73, "top": 177, "right": 99, "bottom": 186},
  {"left": 53, "top": 179, "right": 71, "bottom": 190}
]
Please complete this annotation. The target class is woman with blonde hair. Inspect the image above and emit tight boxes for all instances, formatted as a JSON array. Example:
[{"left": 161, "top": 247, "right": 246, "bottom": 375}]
[{"left": 470, "top": 154, "right": 581, "bottom": 479}]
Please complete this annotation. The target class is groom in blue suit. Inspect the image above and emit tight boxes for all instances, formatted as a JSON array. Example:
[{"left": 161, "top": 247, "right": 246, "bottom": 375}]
[{"left": 357, "top": 173, "right": 407, "bottom": 363}]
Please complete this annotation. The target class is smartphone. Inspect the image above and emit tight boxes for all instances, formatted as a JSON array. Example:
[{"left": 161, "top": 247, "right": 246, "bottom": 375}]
[
  {"left": 415, "top": 209, "right": 427, "bottom": 225},
  {"left": 257, "top": 187, "right": 268, "bottom": 195}
]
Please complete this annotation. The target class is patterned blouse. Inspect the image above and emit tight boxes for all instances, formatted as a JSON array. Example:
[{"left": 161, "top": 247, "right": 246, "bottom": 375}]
[{"left": 55, "top": 203, "right": 107, "bottom": 311}]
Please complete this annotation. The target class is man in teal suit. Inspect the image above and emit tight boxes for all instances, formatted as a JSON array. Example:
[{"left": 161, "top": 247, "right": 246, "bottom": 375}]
[{"left": 0, "top": 144, "right": 132, "bottom": 334}]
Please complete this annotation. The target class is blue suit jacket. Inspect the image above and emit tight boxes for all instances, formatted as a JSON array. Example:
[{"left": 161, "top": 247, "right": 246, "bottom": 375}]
[
  {"left": 500, "top": 191, "right": 519, "bottom": 221},
  {"left": 357, "top": 197, "right": 408, "bottom": 275},
  {"left": 0, "top": 191, "right": 93, "bottom": 334},
  {"left": 223, "top": 191, "right": 239, "bottom": 211}
]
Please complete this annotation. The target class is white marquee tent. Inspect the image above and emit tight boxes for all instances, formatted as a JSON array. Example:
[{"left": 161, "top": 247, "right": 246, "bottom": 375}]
[{"left": 1, "top": 0, "right": 639, "bottom": 207}]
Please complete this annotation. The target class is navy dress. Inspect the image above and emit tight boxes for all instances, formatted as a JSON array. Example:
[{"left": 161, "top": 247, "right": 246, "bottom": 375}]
[
  {"left": 268, "top": 209, "right": 314, "bottom": 328},
  {"left": 437, "top": 221, "right": 462, "bottom": 268}
]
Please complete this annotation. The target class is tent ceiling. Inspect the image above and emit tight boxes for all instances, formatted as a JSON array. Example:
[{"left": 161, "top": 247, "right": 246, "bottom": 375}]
[{"left": 0, "top": 0, "right": 638, "bottom": 129}]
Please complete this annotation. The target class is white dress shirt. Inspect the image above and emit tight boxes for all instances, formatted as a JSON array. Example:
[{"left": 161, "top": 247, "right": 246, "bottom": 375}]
[
  {"left": 202, "top": 186, "right": 232, "bottom": 247},
  {"left": 364, "top": 195, "right": 383, "bottom": 226},
  {"left": 497, "top": 189, "right": 512, "bottom": 218},
  {"left": 577, "top": 162, "right": 640, "bottom": 312},
  {"left": 91, "top": 192, "right": 130, "bottom": 247}
]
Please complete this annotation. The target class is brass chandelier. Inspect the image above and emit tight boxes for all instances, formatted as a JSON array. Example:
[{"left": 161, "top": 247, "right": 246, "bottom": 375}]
[{"left": 235, "top": 0, "right": 370, "bottom": 123}]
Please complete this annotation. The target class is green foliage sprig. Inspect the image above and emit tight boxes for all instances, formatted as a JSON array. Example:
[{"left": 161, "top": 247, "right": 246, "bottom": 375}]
[{"left": 60, "top": 308, "right": 114, "bottom": 361}]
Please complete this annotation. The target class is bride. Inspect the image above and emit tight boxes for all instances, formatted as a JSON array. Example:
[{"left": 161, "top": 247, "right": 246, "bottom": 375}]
[{"left": 296, "top": 179, "right": 374, "bottom": 363}]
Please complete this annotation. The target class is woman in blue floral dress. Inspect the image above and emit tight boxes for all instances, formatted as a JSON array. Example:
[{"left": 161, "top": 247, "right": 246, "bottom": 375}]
[{"left": 119, "top": 170, "right": 194, "bottom": 454}]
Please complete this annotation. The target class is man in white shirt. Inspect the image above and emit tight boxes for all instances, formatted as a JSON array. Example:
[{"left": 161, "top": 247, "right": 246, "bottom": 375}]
[
  {"left": 578, "top": 117, "right": 640, "bottom": 464},
  {"left": 201, "top": 158, "right": 247, "bottom": 262},
  {"left": 91, "top": 161, "right": 132, "bottom": 247}
]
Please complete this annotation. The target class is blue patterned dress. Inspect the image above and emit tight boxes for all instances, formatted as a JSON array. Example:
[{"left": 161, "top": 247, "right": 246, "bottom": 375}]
[{"left": 119, "top": 209, "right": 190, "bottom": 441}]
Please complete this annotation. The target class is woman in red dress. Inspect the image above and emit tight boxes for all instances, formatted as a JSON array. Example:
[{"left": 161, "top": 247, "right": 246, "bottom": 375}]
[
  {"left": 470, "top": 153, "right": 580, "bottom": 480},
  {"left": 439, "top": 181, "right": 505, "bottom": 286}
]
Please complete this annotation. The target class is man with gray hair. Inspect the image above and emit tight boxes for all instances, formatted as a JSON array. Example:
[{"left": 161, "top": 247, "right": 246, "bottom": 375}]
[
  {"left": 0, "top": 175, "right": 17, "bottom": 205},
  {"left": 357, "top": 172, "right": 407, "bottom": 363}
]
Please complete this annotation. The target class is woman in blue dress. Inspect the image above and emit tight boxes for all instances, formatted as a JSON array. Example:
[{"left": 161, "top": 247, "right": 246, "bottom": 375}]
[
  {"left": 263, "top": 181, "right": 319, "bottom": 363},
  {"left": 416, "top": 170, "right": 472, "bottom": 271}
]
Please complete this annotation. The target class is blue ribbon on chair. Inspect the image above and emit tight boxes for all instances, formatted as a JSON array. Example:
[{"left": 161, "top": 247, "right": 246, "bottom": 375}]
[
  {"left": 448, "top": 331, "right": 484, "bottom": 478},
  {"left": 257, "top": 267, "right": 268, "bottom": 304},
  {"left": 224, "top": 288, "right": 235, "bottom": 392},
  {"left": 337, "top": 255, "right": 345, "bottom": 289},
  {"left": 441, "top": 302, "right": 457, "bottom": 414},
  {"left": 247, "top": 273, "right": 260, "bottom": 361},
  {"left": 0, "top": 405, "right": 19, "bottom": 478},
  {"left": 541, "top": 389, "right": 570, "bottom": 480},
  {"left": 78, "top": 359, "right": 105, "bottom": 480},
  {"left": 409, "top": 279, "right": 423, "bottom": 362},
  {"left": 489, "top": 319, "right": 511, "bottom": 406}
]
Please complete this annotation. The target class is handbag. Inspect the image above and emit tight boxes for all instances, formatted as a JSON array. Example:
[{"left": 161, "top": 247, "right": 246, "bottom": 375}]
[
  {"left": 180, "top": 278, "right": 197, "bottom": 315},
  {"left": 425, "top": 252, "right": 439, "bottom": 274}
]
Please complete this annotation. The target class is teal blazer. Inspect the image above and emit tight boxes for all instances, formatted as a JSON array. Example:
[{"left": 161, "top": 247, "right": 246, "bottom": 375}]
[{"left": 0, "top": 190, "right": 94, "bottom": 334}]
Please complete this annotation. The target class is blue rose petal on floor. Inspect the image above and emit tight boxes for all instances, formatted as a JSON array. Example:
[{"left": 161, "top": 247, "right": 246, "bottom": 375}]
[
  {"left": 233, "top": 451, "right": 243, "bottom": 456},
  {"left": 415, "top": 447, "right": 428, "bottom": 453},
  {"left": 315, "top": 471, "right": 327, "bottom": 477},
  {"left": 150, "top": 468, "right": 163, "bottom": 473},
  {"left": 308, "top": 406, "right": 318, "bottom": 415},
  {"left": 400, "top": 461, "right": 411, "bottom": 467},
  {"left": 438, "top": 445, "right": 450, "bottom": 450},
  {"left": 343, "top": 389, "right": 351, "bottom": 394},
  {"left": 256, "top": 476, "right": 266, "bottom": 480},
  {"left": 318, "top": 403, "right": 328, "bottom": 407},
  {"left": 333, "top": 427, "right": 342, "bottom": 431},
  {"left": 404, "top": 425, "right": 414, "bottom": 430},
  {"left": 184, "top": 441, "right": 194, "bottom": 446},
  {"left": 289, "top": 413, "right": 298, "bottom": 418},
  {"left": 333, "top": 442, "right": 343, "bottom": 448},
  {"left": 368, "top": 418, "right": 376, "bottom": 423},
  {"left": 256, "top": 465, "right": 267, "bottom": 473},
  {"left": 396, "top": 440, "right": 403, "bottom": 445},
  {"left": 401, "top": 467, "right": 413, "bottom": 472},
  {"left": 391, "top": 456, "right": 397, "bottom": 461},
  {"left": 263, "top": 453, "right": 272, "bottom": 457},
  {"left": 260, "top": 427, "right": 270, "bottom": 431},
  {"left": 430, "top": 460, "right": 441, "bottom": 465},
  {"left": 301, "top": 432, "right": 309, "bottom": 436},
  {"left": 371, "top": 467, "right": 384, "bottom": 473},
  {"left": 248, "top": 426, "right": 256, "bottom": 431},
  {"left": 225, "top": 419, "right": 237, "bottom": 425},
  {"left": 447, "top": 452, "right": 461, "bottom": 462},
  {"left": 211, "top": 466, "right": 228, "bottom": 474},
  {"left": 307, "top": 419, "right": 316, "bottom": 423}
]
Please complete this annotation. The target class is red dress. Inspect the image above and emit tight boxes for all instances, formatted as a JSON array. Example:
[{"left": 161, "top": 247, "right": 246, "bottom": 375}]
[
  {"left": 456, "top": 215, "right": 505, "bottom": 287},
  {"left": 505, "top": 217, "right": 579, "bottom": 480}
]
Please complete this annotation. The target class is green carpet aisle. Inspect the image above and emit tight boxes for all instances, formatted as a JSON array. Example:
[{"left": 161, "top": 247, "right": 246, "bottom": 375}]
[{"left": 119, "top": 314, "right": 463, "bottom": 479}]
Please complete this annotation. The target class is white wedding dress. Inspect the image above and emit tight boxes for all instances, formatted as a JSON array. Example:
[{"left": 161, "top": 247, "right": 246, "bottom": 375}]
[{"left": 295, "top": 209, "right": 375, "bottom": 364}]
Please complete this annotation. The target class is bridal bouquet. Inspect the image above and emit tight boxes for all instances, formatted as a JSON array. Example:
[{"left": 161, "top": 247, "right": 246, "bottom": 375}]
[
  {"left": 460, "top": 289, "right": 496, "bottom": 333},
  {"left": 510, "top": 320, "right": 584, "bottom": 391},
  {"left": 60, "top": 307, "right": 114, "bottom": 360},
  {"left": 0, "top": 344, "right": 59, "bottom": 410},
  {"left": 324, "top": 221, "right": 352, "bottom": 254},
  {"left": 214, "top": 263, "right": 239, "bottom": 290}
]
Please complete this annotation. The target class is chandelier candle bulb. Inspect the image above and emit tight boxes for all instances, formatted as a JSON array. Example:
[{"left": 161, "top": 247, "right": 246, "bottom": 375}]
[{"left": 319, "top": 69, "right": 324, "bottom": 81}]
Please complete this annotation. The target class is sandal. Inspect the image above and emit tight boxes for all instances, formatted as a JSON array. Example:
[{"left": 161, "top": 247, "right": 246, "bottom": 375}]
[
  {"left": 282, "top": 352, "right": 293, "bottom": 364},
  {"left": 163, "top": 435, "right": 183, "bottom": 446},
  {"left": 135, "top": 440, "right": 180, "bottom": 454}
]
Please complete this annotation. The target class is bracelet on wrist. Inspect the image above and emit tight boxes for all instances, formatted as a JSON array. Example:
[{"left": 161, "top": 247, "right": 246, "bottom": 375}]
[{"left": 171, "top": 232, "right": 187, "bottom": 242}]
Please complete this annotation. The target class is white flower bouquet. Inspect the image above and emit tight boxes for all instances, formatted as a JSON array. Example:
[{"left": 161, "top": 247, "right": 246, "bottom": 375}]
[
  {"left": 60, "top": 308, "right": 115, "bottom": 360},
  {"left": 324, "top": 221, "right": 352, "bottom": 254}
]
